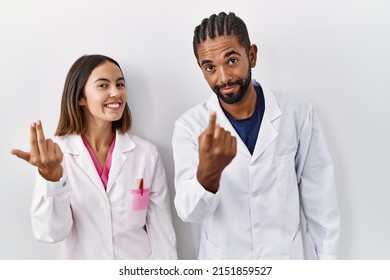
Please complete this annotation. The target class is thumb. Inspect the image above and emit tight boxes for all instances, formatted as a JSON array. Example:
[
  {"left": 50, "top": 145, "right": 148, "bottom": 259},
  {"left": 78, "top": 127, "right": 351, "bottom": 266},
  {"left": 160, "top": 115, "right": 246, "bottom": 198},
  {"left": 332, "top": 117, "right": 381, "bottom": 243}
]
[{"left": 10, "top": 149, "right": 31, "bottom": 162}]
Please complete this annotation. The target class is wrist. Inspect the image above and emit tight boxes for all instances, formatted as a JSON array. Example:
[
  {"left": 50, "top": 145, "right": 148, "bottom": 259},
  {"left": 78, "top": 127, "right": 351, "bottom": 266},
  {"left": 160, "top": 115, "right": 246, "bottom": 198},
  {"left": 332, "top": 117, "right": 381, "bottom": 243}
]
[
  {"left": 197, "top": 168, "right": 221, "bottom": 193},
  {"left": 38, "top": 166, "right": 62, "bottom": 182}
]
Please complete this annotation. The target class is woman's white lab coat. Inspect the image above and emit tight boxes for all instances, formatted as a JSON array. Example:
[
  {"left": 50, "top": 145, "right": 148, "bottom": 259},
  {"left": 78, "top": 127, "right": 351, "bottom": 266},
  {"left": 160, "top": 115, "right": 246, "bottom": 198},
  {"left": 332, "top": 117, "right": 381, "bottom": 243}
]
[
  {"left": 172, "top": 81, "right": 340, "bottom": 260},
  {"left": 31, "top": 131, "right": 177, "bottom": 259}
]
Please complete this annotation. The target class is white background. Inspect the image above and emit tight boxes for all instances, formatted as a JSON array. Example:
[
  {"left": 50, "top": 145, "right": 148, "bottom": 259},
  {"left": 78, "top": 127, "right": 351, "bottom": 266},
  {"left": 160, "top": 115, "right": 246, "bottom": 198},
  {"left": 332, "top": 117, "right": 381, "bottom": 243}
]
[{"left": 0, "top": 0, "right": 389, "bottom": 259}]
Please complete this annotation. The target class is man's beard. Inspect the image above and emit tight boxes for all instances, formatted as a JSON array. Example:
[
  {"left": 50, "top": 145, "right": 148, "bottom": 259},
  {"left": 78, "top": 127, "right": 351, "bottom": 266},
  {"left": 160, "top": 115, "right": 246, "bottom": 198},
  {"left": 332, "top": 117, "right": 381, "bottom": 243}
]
[{"left": 212, "top": 68, "right": 252, "bottom": 105}]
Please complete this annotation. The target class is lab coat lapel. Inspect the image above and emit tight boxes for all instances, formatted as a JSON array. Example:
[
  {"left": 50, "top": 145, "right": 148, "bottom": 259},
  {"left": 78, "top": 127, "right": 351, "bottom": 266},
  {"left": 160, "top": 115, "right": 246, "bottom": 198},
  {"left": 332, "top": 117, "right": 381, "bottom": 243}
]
[
  {"left": 106, "top": 132, "right": 135, "bottom": 194},
  {"left": 63, "top": 135, "right": 107, "bottom": 197},
  {"left": 250, "top": 86, "right": 282, "bottom": 163}
]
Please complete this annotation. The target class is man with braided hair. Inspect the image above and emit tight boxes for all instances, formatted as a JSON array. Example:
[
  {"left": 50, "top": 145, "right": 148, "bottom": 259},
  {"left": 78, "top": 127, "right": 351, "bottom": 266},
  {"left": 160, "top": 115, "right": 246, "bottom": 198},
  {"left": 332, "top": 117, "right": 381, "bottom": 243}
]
[{"left": 172, "top": 12, "right": 340, "bottom": 259}]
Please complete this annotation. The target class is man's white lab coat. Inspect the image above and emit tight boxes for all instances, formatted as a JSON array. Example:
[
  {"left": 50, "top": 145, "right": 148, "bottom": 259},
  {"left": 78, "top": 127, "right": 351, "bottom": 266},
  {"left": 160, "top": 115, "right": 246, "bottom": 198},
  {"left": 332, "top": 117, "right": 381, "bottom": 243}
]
[{"left": 172, "top": 81, "right": 340, "bottom": 259}]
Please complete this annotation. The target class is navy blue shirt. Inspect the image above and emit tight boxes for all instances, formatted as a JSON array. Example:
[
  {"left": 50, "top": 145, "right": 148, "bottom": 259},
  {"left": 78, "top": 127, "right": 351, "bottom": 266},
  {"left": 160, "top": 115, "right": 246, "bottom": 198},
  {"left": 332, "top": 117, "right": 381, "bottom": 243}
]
[{"left": 223, "top": 84, "right": 265, "bottom": 155}]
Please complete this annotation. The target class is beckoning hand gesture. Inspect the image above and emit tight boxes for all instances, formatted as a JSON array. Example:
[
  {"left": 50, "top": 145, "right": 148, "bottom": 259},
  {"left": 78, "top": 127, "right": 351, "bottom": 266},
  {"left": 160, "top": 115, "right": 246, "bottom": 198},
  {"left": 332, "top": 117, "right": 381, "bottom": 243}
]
[
  {"left": 197, "top": 112, "right": 237, "bottom": 193},
  {"left": 11, "top": 120, "right": 63, "bottom": 182}
]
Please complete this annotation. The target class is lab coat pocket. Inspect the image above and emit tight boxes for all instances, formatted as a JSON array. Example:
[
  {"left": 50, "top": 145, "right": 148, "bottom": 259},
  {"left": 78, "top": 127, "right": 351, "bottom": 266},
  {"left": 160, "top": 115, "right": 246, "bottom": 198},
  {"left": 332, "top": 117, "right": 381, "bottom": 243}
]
[
  {"left": 198, "top": 231, "right": 223, "bottom": 259},
  {"left": 125, "top": 189, "right": 150, "bottom": 229},
  {"left": 130, "top": 189, "right": 150, "bottom": 211},
  {"left": 276, "top": 152, "right": 297, "bottom": 193}
]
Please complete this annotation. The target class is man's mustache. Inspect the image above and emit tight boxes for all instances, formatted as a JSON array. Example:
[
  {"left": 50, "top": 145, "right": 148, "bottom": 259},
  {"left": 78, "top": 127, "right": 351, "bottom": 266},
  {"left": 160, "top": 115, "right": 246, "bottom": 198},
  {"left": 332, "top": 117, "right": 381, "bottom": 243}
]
[{"left": 214, "top": 79, "right": 244, "bottom": 92}]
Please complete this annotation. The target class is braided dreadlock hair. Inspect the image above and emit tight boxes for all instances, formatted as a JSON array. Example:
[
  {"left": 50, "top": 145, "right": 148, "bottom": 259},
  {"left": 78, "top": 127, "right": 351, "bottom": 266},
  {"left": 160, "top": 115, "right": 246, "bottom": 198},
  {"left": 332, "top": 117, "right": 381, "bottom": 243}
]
[{"left": 193, "top": 12, "right": 251, "bottom": 60}]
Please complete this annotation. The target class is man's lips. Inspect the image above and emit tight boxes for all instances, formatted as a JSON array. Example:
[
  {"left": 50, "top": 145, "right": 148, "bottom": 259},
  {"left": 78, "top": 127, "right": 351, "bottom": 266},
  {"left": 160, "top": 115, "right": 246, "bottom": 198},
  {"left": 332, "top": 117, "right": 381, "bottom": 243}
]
[{"left": 219, "top": 85, "right": 238, "bottom": 94}]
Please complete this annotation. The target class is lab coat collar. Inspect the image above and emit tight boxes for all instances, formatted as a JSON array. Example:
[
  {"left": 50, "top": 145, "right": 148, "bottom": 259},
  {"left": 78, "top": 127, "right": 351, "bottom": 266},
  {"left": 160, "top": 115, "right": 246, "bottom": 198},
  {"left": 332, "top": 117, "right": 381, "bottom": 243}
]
[
  {"left": 106, "top": 132, "right": 135, "bottom": 193},
  {"left": 206, "top": 80, "right": 281, "bottom": 162},
  {"left": 251, "top": 84, "right": 282, "bottom": 163},
  {"left": 60, "top": 131, "right": 136, "bottom": 196}
]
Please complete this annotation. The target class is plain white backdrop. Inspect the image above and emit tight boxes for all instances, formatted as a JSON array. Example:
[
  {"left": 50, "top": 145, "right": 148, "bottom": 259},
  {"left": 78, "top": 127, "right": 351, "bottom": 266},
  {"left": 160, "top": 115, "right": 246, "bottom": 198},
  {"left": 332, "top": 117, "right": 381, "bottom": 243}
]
[{"left": 1, "top": 0, "right": 389, "bottom": 259}]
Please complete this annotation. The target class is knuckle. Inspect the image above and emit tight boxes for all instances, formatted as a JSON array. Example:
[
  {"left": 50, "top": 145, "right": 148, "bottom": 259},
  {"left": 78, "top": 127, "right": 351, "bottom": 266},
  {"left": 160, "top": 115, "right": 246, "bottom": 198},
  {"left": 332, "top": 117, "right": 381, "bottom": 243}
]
[
  {"left": 199, "top": 145, "right": 210, "bottom": 153},
  {"left": 40, "top": 157, "right": 49, "bottom": 166},
  {"left": 29, "top": 156, "right": 38, "bottom": 165},
  {"left": 214, "top": 147, "right": 223, "bottom": 155},
  {"left": 55, "top": 155, "right": 62, "bottom": 163}
]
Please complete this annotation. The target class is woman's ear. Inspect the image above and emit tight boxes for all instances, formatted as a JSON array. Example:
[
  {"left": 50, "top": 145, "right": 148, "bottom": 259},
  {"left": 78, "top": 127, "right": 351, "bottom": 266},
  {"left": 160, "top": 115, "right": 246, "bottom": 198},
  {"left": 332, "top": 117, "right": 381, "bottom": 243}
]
[
  {"left": 249, "top": 44, "right": 258, "bottom": 68},
  {"left": 78, "top": 98, "right": 86, "bottom": 106}
]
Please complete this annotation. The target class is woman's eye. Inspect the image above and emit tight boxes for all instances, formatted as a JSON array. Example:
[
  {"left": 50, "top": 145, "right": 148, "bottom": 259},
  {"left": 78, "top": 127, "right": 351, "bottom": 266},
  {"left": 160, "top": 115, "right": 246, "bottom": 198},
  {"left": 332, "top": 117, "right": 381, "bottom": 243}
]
[
  {"left": 98, "top": 84, "right": 108, "bottom": 88},
  {"left": 117, "top": 83, "right": 125, "bottom": 88}
]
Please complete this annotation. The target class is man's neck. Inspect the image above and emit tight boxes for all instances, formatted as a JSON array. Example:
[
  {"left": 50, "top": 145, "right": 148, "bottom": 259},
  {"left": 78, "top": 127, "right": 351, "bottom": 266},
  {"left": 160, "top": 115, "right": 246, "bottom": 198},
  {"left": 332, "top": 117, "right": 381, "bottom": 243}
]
[{"left": 220, "top": 85, "right": 257, "bottom": 120}]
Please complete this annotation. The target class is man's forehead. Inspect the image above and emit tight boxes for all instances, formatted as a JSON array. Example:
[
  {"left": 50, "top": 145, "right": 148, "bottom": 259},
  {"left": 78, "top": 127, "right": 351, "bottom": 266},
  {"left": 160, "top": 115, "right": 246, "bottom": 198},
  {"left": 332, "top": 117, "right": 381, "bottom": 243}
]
[
  {"left": 199, "top": 35, "right": 240, "bottom": 47},
  {"left": 197, "top": 35, "right": 244, "bottom": 57}
]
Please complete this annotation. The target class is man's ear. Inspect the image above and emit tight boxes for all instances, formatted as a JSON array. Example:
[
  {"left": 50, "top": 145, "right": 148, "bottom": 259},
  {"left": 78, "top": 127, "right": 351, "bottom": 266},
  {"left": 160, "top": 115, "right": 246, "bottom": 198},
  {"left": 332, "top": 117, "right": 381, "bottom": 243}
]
[{"left": 249, "top": 44, "right": 258, "bottom": 68}]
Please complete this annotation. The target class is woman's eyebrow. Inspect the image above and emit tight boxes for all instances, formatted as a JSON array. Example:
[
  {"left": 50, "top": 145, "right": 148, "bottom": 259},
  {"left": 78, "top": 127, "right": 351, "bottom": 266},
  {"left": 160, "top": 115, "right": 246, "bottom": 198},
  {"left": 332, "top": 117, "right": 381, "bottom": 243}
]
[{"left": 93, "top": 77, "right": 125, "bottom": 83}]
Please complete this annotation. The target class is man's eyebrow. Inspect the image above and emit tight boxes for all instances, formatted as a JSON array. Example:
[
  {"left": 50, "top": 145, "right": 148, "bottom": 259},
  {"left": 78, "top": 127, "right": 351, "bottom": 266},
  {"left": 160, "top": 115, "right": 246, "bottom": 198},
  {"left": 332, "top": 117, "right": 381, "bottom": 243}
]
[
  {"left": 200, "top": 50, "right": 241, "bottom": 67},
  {"left": 224, "top": 50, "right": 241, "bottom": 58},
  {"left": 200, "top": 59, "right": 213, "bottom": 67}
]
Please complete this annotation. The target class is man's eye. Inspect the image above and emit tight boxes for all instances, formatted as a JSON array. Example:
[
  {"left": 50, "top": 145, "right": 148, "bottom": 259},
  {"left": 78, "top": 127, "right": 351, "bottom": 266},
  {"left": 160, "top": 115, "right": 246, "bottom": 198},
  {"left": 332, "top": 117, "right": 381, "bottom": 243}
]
[
  {"left": 205, "top": 65, "right": 214, "bottom": 72},
  {"left": 229, "top": 58, "right": 238, "bottom": 65}
]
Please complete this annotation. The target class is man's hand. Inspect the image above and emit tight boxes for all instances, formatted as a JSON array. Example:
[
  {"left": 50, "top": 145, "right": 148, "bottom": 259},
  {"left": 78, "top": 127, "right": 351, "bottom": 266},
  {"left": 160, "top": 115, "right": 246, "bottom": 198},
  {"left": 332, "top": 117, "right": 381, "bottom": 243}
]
[{"left": 197, "top": 112, "right": 237, "bottom": 193}]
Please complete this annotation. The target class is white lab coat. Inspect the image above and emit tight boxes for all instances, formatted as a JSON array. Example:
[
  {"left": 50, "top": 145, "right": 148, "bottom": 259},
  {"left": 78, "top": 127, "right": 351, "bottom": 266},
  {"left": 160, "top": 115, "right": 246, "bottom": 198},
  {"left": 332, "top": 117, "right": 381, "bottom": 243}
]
[
  {"left": 31, "top": 131, "right": 177, "bottom": 259},
  {"left": 172, "top": 80, "right": 340, "bottom": 260}
]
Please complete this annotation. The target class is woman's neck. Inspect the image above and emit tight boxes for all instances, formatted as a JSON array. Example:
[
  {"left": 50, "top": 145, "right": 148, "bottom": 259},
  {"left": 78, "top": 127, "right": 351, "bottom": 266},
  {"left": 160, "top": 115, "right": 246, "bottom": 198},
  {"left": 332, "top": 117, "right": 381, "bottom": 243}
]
[{"left": 82, "top": 122, "right": 115, "bottom": 152}]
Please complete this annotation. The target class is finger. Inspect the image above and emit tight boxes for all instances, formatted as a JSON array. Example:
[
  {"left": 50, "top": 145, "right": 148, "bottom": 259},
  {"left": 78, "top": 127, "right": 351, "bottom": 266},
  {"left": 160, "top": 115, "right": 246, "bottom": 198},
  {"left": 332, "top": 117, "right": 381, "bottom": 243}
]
[
  {"left": 35, "top": 120, "right": 47, "bottom": 154},
  {"left": 204, "top": 111, "right": 217, "bottom": 136},
  {"left": 29, "top": 122, "right": 39, "bottom": 156},
  {"left": 224, "top": 131, "right": 233, "bottom": 148},
  {"left": 10, "top": 149, "right": 31, "bottom": 162},
  {"left": 54, "top": 143, "right": 63, "bottom": 161},
  {"left": 46, "top": 139, "right": 55, "bottom": 156},
  {"left": 230, "top": 136, "right": 237, "bottom": 156},
  {"left": 199, "top": 112, "right": 217, "bottom": 151},
  {"left": 47, "top": 140, "right": 63, "bottom": 162},
  {"left": 213, "top": 125, "right": 227, "bottom": 145}
]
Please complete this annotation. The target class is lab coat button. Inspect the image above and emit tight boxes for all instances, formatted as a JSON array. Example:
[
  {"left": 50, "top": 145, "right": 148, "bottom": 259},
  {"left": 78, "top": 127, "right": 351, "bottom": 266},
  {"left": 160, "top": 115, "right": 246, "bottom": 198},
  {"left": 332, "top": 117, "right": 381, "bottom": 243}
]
[
  {"left": 252, "top": 191, "right": 259, "bottom": 197},
  {"left": 254, "top": 223, "right": 260, "bottom": 228}
]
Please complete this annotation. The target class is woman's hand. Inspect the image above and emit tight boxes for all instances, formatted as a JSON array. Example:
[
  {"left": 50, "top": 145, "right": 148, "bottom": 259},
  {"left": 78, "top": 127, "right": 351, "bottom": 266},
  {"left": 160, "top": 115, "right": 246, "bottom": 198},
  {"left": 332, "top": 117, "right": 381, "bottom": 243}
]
[{"left": 11, "top": 120, "right": 63, "bottom": 182}]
